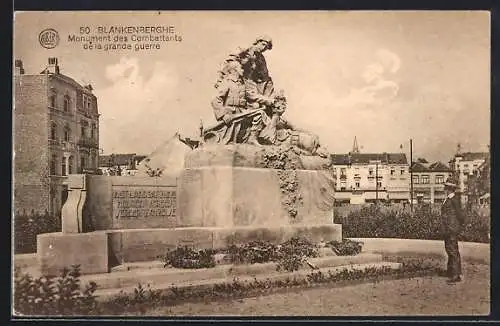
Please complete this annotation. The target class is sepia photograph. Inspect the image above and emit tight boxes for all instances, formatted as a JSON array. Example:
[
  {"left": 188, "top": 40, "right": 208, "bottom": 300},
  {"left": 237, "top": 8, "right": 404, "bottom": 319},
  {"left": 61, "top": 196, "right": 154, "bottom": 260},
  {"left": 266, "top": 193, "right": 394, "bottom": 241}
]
[{"left": 12, "top": 10, "right": 490, "bottom": 317}]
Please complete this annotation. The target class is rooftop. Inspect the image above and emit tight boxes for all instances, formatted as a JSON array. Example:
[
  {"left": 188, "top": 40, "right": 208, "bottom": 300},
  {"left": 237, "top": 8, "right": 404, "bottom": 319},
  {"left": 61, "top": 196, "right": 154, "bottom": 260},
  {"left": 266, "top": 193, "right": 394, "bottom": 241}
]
[
  {"left": 411, "top": 161, "right": 452, "bottom": 172},
  {"left": 99, "top": 154, "right": 147, "bottom": 167},
  {"left": 455, "top": 152, "right": 489, "bottom": 161},
  {"left": 330, "top": 153, "right": 408, "bottom": 165}
]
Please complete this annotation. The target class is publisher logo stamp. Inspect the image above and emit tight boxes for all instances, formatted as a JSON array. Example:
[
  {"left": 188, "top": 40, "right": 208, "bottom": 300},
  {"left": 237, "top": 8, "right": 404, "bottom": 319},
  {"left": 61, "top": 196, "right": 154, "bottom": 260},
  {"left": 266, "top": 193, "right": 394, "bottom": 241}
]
[{"left": 39, "top": 29, "right": 60, "bottom": 49}]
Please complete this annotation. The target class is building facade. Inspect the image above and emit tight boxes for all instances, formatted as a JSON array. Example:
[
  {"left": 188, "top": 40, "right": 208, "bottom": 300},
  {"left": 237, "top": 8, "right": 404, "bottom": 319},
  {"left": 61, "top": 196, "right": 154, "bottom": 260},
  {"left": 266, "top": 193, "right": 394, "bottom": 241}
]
[
  {"left": 99, "top": 154, "right": 147, "bottom": 176},
  {"left": 411, "top": 161, "right": 453, "bottom": 203},
  {"left": 330, "top": 153, "right": 409, "bottom": 205},
  {"left": 449, "top": 151, "right": 489, "bottom": 205},
  {"left": 14, "top": 58, "right": 100, "bottom": 216}
]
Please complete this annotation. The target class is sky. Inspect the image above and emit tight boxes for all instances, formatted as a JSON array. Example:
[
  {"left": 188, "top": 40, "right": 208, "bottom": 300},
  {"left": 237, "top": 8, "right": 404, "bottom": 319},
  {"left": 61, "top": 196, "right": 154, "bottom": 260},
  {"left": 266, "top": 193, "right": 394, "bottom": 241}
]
[{"left": 13, "top": 11, "right": 490, "bottom": 163}]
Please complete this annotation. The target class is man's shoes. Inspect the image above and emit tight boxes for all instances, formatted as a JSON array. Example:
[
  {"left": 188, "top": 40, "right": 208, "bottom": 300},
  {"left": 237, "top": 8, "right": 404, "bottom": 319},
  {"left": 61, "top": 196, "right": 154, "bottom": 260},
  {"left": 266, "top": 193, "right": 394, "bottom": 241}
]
[
  {"left": 447, "top": 275, "right": 462, "bottom": 284},
  {"left": 437, "top": 269, "right": 450, "bottom": 277}
]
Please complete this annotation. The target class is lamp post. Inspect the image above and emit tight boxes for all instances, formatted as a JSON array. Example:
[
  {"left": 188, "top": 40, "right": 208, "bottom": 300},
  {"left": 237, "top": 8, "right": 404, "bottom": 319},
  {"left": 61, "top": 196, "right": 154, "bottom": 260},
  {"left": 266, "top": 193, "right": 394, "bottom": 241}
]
[
  {"left": 410, "top": 139, "right": 413, "bottom": 213},
  {"left": 375, "top": 161, "right": 379, "bottom": 205}
]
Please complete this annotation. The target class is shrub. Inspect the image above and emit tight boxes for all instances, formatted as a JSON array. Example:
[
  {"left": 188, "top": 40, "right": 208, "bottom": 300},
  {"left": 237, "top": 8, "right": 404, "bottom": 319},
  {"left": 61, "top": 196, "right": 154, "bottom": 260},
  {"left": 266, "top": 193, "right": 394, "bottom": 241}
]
[
  {"left": 14, "top": 209, "right": 61, "bottom": 254},
  {"left": 226, "top": 240, "right": 279, "bottom": 265},
  {"left": 336, "top": 204, "right": 489, "bottom": 243},
  {"left": 226, "top": 237, "right": 319, "bottom": 272},
  {"left": 13, "top": 265, "right": 99, "bottom": 316},
  {"left": 327, "top": 239, "right": 363, "bottom": 256},
  {"left": 275, "top": 237, "right": 320, "bottom": 272},
  {"left": 161, "top": 246, "right": 216, "bottom": 269}
]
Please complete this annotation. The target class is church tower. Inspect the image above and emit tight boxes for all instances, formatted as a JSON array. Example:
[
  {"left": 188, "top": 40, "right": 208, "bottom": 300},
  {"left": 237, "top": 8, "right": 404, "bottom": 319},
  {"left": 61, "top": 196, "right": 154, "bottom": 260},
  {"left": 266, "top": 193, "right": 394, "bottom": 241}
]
[{"left": 352, "top": 136, "right": 360, "bottom": 154}]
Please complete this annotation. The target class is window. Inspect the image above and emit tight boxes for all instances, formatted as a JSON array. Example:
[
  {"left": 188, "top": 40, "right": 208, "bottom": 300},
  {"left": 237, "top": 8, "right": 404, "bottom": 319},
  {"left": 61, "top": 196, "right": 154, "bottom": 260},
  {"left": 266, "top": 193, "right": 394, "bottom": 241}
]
[
  {"left": 435, "top": 175, "right": 444, "bottom": 184},
  {"left": 63, "top": 95, "right": 70, "bottom": 112},
  {"left": 368, "top": 168, "right": 373, "bottom": 176},
  {"left": 64, "top": 126, "right": 71, "bottom": 142},
  {"left": 50, "top": 155, "right": 57, "bottom": 175},
  {"left": 81, "top": 125, "right": 86, "bottom": 138},
  {"left": 390, "top": 168, "right": 395, "bottom": 176},
  {"left": 463, "top": 164, "right": 469, "bottom": 168},
  {"left": 83, "top": 94, "right": 92, "bottom": 112},
  {"left": 421, "top": 175, "right": 430, "bottom": 184},
  {"left": 49, "top": 95, "right": 56, "bottom": 108},
  {"left": 61, "top": 159, "right": 67, "bottom": 176},
  {"left": 400, "top": 168, "right": 405, "bottom": 175},
  {"left": 50, "top": 123, "right": 57, "bottom": 141},
  {"left": 413, "top": 175, "right": 419, "bottom": 184},
  {"left": 340, "top": 168, "right": 346, "bottom": 176},
  {"left": 377, "top": 181, "right": 382, "bottom": 188},
  {"left": 91, "top": 124, "right": 96, "bottom": 139},
  {"left": 355, "top": 182, "right": 360, "bottom": 188},
  {"left": 68, "top": 156, "right": 74, "bottom": 174}
]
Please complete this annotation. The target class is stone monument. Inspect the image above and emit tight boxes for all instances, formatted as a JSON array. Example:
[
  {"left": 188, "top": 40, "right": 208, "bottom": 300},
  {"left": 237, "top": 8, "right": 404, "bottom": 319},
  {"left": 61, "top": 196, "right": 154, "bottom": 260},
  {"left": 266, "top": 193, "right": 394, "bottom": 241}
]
[{"left": 36, "top": 36, "right": 341, "bottom": 276}]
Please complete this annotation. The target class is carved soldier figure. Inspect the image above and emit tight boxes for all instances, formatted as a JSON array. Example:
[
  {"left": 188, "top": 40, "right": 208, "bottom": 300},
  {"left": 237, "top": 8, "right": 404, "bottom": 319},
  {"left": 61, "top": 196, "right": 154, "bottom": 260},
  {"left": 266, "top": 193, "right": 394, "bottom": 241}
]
[
  {"left": 214, "top": 47, "right": 245, "bottom": 89},
  {"left": 210, "top": 61, "right": 275, "bottom": 145},
  {"left": 241, "top": 35, "right": 275, "bottom": 96}
]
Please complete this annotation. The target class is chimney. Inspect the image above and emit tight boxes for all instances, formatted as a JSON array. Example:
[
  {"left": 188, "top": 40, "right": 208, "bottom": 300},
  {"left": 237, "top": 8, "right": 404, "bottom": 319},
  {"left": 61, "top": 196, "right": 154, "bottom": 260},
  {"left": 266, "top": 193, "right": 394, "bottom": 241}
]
[
  {"left": 84, "top": 84, "right": 93, "bottom": 92},
  {"left": 15, "top": 59, "right": 25, "bottom": 75},
  {"left": 47, "top": 57, "right": 60, "bottom": 74}
]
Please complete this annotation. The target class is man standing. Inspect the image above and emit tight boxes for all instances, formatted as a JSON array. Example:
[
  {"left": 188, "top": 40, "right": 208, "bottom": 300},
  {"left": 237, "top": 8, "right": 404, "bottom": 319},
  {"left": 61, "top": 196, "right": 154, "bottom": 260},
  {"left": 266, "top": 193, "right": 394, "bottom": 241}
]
[{"left": 441, "top": 176, "right": 466, "bottom": 283}]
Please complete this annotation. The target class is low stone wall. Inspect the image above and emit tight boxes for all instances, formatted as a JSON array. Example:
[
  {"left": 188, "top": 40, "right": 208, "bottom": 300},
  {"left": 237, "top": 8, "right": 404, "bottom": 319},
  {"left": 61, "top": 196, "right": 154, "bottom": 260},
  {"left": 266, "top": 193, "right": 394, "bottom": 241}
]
[
  {"left": 34, "top": 224, "right": 342, "bottom": 275},
  {"left": 350, "top": 238, "right": 490, "bottom": 265}
]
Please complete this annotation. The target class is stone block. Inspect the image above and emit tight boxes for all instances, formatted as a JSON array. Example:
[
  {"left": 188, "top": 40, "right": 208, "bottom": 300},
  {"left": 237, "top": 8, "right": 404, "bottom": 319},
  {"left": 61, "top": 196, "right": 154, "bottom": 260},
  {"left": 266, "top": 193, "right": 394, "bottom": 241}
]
[
  {"left": 66, "top": 174, "right": 86, "bottom": 190},
  {"left": 85, "top": 175, "right": 178, "bottom": 230},
  {"left": 104, "top": 225, "right": 341, "bottom": 264},
  {"left": 212, "top": 224, "right": 342, "bottom": 249},
  {"left": 61, "top": 189, "right": 85, "bottom": 233},
  {"left": 37, "top": 232, "right": 108, "bottom": 276},
  {"left": 107, "top": 228, "right": 214, "bottom": 263},
  {"left": 178, "top": 166, "right": 335, "bottom": 228}
]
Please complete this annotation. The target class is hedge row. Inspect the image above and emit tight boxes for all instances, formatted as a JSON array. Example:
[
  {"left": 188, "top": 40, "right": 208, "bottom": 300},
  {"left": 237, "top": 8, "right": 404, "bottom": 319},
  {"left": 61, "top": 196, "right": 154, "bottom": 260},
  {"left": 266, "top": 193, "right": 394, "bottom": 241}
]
[
  {"left": 335, "top": 205, "right": 489, "bottom": 243},
  {"left": 14, "top": 210, "right": 61, "bottom": 254},
  {"left": 14, "top": 257, "right": 446, "bottom": 316}
]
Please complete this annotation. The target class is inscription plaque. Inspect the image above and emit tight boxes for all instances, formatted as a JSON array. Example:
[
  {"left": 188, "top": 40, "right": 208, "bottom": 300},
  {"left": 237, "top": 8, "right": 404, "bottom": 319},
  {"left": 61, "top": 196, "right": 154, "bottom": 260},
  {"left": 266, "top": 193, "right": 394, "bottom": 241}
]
[{"left": 112, "top": 185, "right": 177, "bottom": 220}]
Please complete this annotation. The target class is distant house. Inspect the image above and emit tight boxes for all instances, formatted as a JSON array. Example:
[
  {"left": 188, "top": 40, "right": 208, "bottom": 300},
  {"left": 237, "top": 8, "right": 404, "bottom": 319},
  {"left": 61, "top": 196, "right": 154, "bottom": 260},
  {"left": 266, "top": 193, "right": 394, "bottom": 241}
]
[
  {"left": 99, "top": 154, "right": 147, "bottom": 176},
  {"left": 449, "top": 151, "right": 489, "bottom": 204},
  {"left": 330, "top": 152, "right": 409, "bottom": 205},
  {"left": 411, "top": 161, "right": 453, "bottom": 204}
]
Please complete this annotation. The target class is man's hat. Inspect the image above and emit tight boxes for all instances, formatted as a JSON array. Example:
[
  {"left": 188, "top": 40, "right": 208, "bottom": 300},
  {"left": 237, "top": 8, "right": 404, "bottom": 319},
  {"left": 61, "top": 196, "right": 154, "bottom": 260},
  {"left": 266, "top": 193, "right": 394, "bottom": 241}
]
[
  {"left": 254, "top": 35, "right": 273, "bottom": 49},
  {"left": 444, "top": 176, "right": 459, "bottom": 188}
]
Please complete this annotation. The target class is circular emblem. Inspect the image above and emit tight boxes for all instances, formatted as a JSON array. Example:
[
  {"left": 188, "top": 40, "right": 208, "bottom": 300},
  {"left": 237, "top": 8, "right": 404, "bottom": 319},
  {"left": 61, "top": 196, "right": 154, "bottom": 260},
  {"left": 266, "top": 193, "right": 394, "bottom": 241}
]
[{"left": 39, "top": 29, "right": 60, "bottom": 49}]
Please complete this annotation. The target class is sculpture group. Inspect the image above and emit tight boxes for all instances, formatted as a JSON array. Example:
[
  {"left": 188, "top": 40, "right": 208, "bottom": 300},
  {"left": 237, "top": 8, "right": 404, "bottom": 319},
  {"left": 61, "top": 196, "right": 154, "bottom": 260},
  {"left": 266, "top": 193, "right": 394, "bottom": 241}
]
[{"left": 200, "top": 36, "right": 328, "bottom": 158}]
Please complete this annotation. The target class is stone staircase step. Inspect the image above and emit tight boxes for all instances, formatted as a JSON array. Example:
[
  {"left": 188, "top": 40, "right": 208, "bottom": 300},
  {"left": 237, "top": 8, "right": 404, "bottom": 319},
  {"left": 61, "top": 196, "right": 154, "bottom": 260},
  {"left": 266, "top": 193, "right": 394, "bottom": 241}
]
[
  {"left": 92, "top": 261, "right": 402, "bottom": 302},
  {"left": 110, "top": 261, "right": 165, "bottom": 272},
  {"left": 80, "top": 253, "right": 383, "bottom": 291}
]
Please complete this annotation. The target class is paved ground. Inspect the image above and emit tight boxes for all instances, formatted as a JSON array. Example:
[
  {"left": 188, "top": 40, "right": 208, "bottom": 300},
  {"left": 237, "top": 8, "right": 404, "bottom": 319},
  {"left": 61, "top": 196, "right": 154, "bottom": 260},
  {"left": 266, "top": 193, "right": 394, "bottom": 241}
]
[{"left": 144, "top": 261, "right": 489, "bottom": 316}]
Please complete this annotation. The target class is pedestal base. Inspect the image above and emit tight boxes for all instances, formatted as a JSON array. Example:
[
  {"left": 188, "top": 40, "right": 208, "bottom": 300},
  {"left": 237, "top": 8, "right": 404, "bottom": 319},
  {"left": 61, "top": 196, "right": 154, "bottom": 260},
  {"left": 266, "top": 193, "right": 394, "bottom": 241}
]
[
  {"left": 177, "top": 166, "right": 336, "bottom": 227},
  {"left": 37, "top": 232, "right": 108, "bottom": 276}
]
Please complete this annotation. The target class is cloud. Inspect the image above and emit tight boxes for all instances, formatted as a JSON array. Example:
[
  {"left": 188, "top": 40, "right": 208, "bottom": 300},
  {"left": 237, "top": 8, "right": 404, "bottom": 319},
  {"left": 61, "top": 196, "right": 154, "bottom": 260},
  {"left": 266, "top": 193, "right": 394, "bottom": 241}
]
[
  {"left": 94, "top": 57, "right": 179, "bottom": 154},
  {"left": 336, "top": 48, "right": 401, "bottom": 108}
]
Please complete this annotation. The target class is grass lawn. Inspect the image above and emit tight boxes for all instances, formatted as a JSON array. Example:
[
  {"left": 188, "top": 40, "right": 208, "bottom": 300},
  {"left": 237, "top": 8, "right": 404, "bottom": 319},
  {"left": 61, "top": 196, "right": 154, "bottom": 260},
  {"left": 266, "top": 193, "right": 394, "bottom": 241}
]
[{"left": 143, "top": 260, "right": 489, "bottom": 316}]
